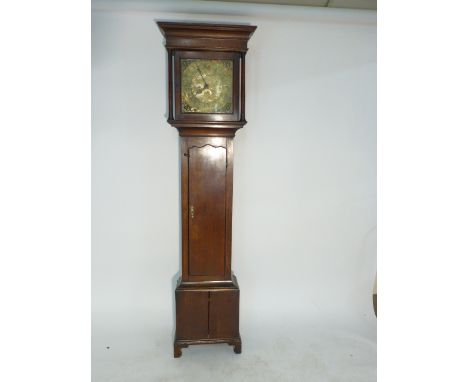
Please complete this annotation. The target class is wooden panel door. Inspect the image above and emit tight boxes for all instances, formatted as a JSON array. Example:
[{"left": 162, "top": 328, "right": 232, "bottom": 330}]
[
  {"left": 188, "top": 144, "right": 227, "bottom": 277},
  {"left": 209, "top": 289, "right": 239, "bottom": 339},
  {"left": 176, "top": 290, "right": 209, "bottom": 340}
]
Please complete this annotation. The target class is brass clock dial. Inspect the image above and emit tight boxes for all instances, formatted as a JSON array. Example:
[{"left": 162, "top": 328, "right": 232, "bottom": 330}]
[{"left": 181, "top": 59, "right": 233, "bottom": 114}]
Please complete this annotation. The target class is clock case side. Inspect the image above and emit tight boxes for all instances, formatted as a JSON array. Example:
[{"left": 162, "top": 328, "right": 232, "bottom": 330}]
[{"left": 157, "top": 22, "right": 256, "bottom": 137}]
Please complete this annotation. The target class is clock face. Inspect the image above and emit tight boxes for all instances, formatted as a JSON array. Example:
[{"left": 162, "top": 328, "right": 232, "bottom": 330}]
[{"left": 181, "top": 59, "right": 233, "bottom": 114}]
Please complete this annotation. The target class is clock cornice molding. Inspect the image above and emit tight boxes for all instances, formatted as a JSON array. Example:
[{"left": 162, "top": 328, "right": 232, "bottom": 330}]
[{"left": 157, "top": 22, "right": 257, "bottom": 52}]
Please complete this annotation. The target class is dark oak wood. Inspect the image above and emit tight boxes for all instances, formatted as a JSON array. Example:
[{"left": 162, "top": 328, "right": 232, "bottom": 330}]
[
  {"left": 209, "top": 289, "right": 240, "bottom": 339},
  {"left": 157, "top": 22, "right": 256, "bottom": 53},
  {"left": 158, "top": 21, "right": 256, "bottom": 357},
  {"left": 173, "top": 276, "right": 242, "bottom": 357},
  {"left": 167, "top": 49, "right": 174, "bottom": 121},
  {"left": 175, "top": 290, "right": 209, "bottom": 340},
  {"left": 188, "top": 143, "right": 226, "bottom": 277},
  {"left": 174, "top": 337, "right": 241, "bottom": 358},
  {"left": 180, "top": 137, "right": 234, "bottom": 283}
]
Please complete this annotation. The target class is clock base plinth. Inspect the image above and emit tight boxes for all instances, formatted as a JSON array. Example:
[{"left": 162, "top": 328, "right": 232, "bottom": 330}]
[
  {"left": 173, "top": 337, "right": 242, "bottom": 358},
  {"left": 174, "top": 275, "right": 241, "bottom": 358}
]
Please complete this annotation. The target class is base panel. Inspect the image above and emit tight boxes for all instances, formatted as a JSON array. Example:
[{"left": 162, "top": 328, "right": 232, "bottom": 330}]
[{"left": 174, "top": 275, "right": 241, "bottom": 357}]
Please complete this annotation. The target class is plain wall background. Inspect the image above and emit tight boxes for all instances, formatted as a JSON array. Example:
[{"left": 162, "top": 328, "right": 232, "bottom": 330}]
[{"left": 92, "top": 1, "right": 376, "bottom": 380}]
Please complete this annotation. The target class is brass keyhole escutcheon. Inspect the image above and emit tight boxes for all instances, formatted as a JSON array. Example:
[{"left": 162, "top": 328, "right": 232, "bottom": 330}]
[{"left": 190, "top": 206, "right": 195, "bottom": 219}]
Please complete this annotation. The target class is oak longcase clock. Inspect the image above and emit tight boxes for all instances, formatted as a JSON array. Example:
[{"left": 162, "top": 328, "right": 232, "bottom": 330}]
[{"left": 157, "top": 22, "right": 256, "bottom": 357}]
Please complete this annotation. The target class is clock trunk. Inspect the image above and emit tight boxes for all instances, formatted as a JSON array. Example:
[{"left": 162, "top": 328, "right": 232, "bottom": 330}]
[{"left": 184, "top": 137, "right": 230, "bottom": 280}]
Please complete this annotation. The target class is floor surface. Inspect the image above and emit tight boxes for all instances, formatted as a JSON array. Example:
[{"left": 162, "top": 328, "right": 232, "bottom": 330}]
[{"left": 92, "top": 318, "right": 376, "bottom": 382}]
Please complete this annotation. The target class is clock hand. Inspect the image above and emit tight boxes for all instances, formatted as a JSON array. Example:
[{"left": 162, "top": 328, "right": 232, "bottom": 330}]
[{"left": 195, "top": 64, "right": 209, "bottom": 89}]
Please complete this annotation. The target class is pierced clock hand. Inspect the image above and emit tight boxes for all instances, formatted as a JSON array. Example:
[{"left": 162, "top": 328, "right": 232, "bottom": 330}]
[{"left": 195, "top": 64, "right": 209, "bottom": 89}]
